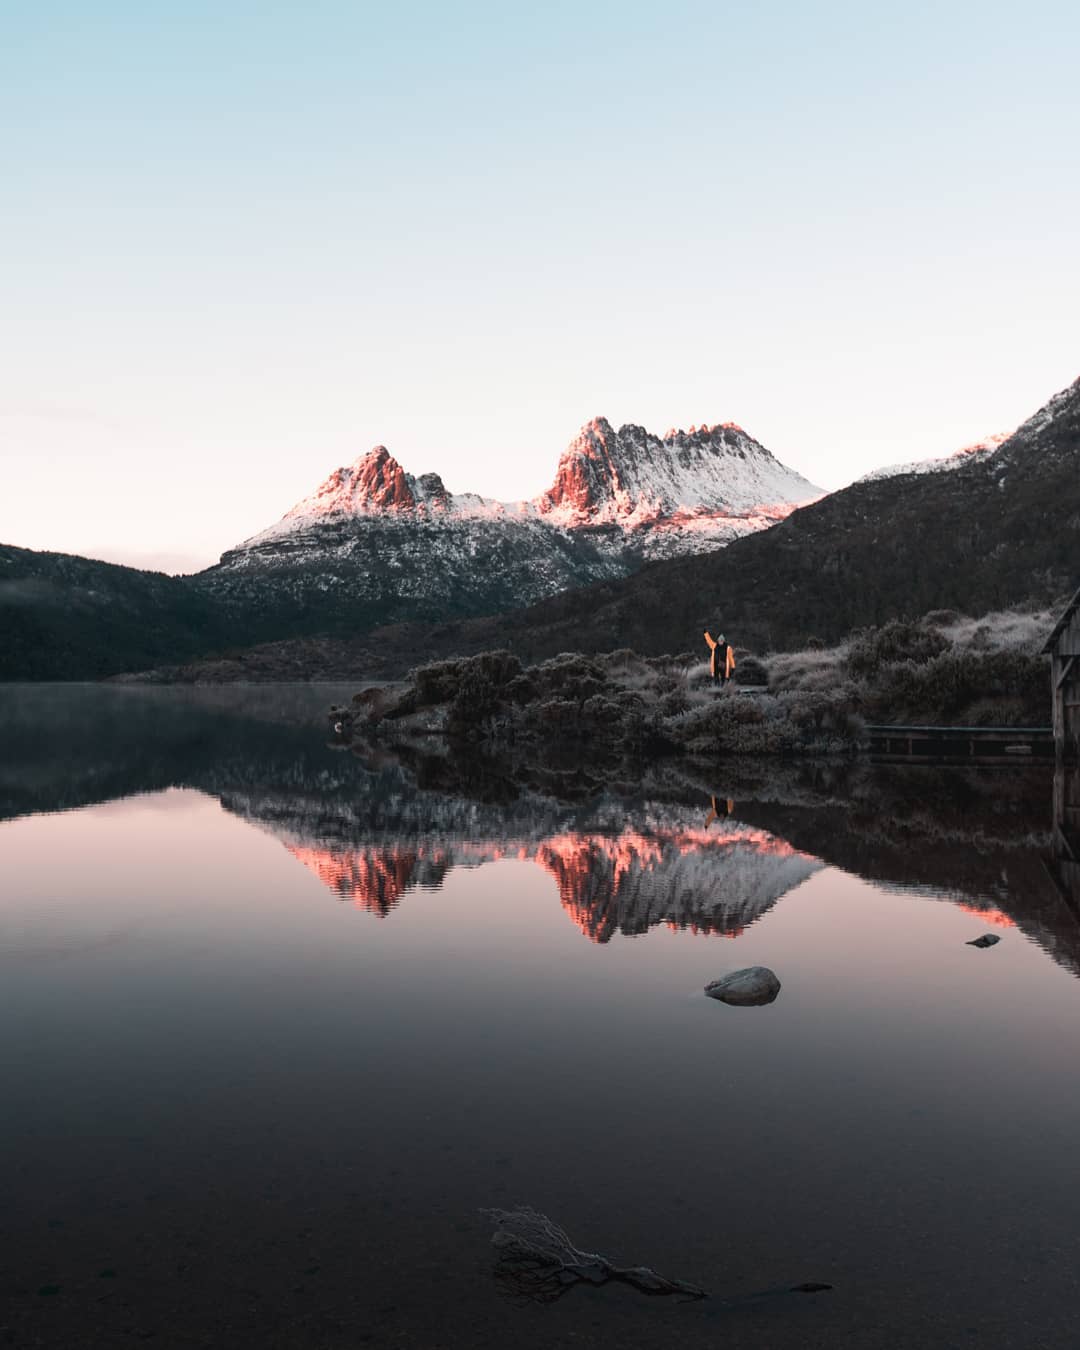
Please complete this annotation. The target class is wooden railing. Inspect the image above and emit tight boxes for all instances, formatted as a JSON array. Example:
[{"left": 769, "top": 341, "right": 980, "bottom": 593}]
[{"left": 865, "top": 725, "right": 1054, "bottom": 762}]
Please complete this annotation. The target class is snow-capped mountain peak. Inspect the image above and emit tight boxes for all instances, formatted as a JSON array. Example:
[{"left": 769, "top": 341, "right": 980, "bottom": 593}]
[
  {"left": 272, "top": 445, "right": 418, "bottom": 527},
  {"left": 537, "top": 417, "right": 820, "bottom": 527},
  {"left": 212, "top": 414, "right": 823, "bottom": 628},
  {"left": 236, "top": 414, "right": 820, "bottom": 554},
  {"left": 243, "top": 448, "right": 509, "bottom": 547}
]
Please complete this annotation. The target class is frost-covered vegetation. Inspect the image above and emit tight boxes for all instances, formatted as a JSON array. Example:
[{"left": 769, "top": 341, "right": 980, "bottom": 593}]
[
  {"left": 767, "top": 606, "right": 1054, "bottom": 728},
  {"left": 336, "top": 605, "right": 1052, "bottom": 759}
]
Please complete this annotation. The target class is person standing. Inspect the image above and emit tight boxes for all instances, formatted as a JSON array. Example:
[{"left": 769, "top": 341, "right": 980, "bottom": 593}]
[{"left": 703, "top": 630, "right": 735, "bottom": 685}]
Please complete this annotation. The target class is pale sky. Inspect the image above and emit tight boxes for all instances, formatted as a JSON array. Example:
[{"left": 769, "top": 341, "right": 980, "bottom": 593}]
[{"left": 2, "top": 0, "right": 1078, "bottom": 573}]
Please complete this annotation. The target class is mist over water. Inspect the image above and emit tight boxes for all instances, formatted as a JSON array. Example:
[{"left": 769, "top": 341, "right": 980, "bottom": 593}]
[{"left": 2, "top": 685, "right": 1080, "bottom": 1350}]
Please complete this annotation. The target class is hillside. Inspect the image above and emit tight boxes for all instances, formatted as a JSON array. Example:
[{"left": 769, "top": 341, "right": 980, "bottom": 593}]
[{"left": 0, "top": 544, "right": 231, "bottom": 680}]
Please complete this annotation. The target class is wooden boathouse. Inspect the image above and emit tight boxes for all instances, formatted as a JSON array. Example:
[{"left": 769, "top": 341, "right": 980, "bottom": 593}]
[{"left": 1043, "top": 584, "right": 1080, "bottom": 764}]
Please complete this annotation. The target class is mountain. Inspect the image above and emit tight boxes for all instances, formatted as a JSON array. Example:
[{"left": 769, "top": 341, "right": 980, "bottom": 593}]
[
  {"left": 337, "top": 374, "right": 1080, "bottom": 667},
  {"left": 0, "top": 543, "right": 230, "bottom": 681},
  {"left": 5, "top": 377, "right": 1077, "bottom": 683},
  {"left": 535, "top": 418, "right": 819, "bottom": 556},
  {"left": 857, "top": 431, "right": 1009, "bottom": 484},
  {"left": 188, "top": 418, "right": 818, "bottom": 643}
]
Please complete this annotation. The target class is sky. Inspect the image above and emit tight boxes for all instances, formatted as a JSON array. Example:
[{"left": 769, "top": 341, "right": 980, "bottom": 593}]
[{"left": 2, "top": 0, "right": 1078, "bottom": 573}]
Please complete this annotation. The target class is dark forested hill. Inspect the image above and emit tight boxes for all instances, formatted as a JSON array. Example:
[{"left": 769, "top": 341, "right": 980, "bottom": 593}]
[{"left": 0, "top": 545, "right": 231, "bottom": 680}]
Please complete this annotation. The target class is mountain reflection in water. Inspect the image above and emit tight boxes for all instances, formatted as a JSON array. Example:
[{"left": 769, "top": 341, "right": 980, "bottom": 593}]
[
  {"left": 278, "top": 822, "right": 821, "bottom": 941},
  {"left": 1, "top": 683, "right": 1077, "bottom": 970}
]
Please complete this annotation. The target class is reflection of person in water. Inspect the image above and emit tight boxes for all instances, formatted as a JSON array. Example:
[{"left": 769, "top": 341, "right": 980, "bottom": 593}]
[
  {"left": 705, "top": 795, "right": 735, "bottom": 827},
  {"left": 703, "top": 631, "right": 736, "bottom": 685}
]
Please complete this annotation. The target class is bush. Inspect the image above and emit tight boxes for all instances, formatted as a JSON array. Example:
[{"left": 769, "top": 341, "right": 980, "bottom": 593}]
[
  {"left": 528, "top": 652, "right": 609, "bottom": 702},
  {"left": 415, "top": 650, "right": 521, "bottom": 707},
  {"left": 867, "top": 647, "right": 1047, "bottom": 724},
  {"left": 846, "top": 621, "right": 949, "bottom": 679},
  {"left": 735, "top": 653, "right": 769, "bottom": 686},
  {"left": 413, "top": 658, "right": 466, "bottom": 705},
  {"left": 665, "top": 684, "right": 865, "bottom": 756}
]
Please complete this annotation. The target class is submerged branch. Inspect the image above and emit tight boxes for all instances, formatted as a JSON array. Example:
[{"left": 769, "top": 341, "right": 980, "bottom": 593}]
[{"left": 481, "top": 1205, "right": 708, "bottom": 1304}]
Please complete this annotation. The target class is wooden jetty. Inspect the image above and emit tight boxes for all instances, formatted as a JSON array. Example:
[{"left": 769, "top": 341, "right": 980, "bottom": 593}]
[
  {"left": 866, "top": 724, "right": 1053, "bottom": 762},
  {"left": 1043, "top": 584, "right": 1080, "bottom": 764}
]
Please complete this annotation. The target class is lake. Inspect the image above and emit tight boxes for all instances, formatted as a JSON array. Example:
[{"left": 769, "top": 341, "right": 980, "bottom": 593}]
[{"left": 2, "top": 684, "right": 1080, "bottom": 1349}]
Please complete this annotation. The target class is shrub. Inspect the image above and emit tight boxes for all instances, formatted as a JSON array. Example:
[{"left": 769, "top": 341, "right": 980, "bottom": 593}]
[
  {"left": 735, "top": 653, "right": 768, "bottom": 686},
  {"left": 665, "top": 684, "right": 865, "bottom": 756},
  {"left": 846, "top": 621, "right": 949, "bottom": 678},
  {"left": 601, "top": 648, "right": 638, "bottom": 670},
  {"left": 401, "top": 651, "right": 518, "bottom": 734},
  {"left": 414, "top": 650, "right": 521, "bottom": 707},
  {"left": 765, "top": 643, "right": 847, "bottom": 694},
  {"left": 868, "top": 648, "right": 1047, "bottom": 724},
  {"left": 528, "top": 652, "right": 609, "bottom": 702},
  {"left": 413, "top": 658, "right": 467, "bottom": 705}
]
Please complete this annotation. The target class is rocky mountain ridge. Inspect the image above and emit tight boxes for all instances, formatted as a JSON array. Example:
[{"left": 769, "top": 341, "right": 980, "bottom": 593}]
[
  {"left": 185, "top": 415, "right": 819, "bottom": 647},
  {"left": 237, "top": 417, "right": 820, "bottom": 551}
]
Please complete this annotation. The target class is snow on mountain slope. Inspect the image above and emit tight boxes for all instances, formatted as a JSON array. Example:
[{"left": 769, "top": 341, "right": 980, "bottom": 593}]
[
  {"left": 192, "top": 415, "right": 822, "bottom": 640},
  {"left": 231, "top": 417, "right": 821, "bottom": 559},
  {"left": 990, "top": 373, "right": 1080, "bottom": 470},
  {"left": 539, "top": 417, "right": 819, "bottom": 525},
  {"left": 242, "top": 445, "right": 519, "bottom": 549},
  {"left": 857, "top": 376, "right": 1080, "bottom": 487},
  {"left": 857, "top": 432, "right": 1009, "bottom": 484}
]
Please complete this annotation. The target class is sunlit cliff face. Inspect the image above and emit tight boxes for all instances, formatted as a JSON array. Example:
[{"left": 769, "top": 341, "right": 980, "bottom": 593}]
[{"left": 284, "top": 822, "right": 822, "bottom": 942}]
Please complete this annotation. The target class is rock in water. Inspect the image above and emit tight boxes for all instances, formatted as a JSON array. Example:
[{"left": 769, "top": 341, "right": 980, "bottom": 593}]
[
  {"left": 967, "top": 933, "right": 1001, "bottom": 948},
  {"left": 704, "top": 966, "right": 781, "bottom": 1006}
]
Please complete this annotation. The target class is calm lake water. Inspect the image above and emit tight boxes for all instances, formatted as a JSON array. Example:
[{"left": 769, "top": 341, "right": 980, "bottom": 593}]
[{"left": 2, "top": 684, "right": 1080, "bottom": 1350}]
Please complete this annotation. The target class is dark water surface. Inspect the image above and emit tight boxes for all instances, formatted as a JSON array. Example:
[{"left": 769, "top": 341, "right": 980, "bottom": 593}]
[{"left": 2, "top": 684, "right": 1080, "bottom": 1349}]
